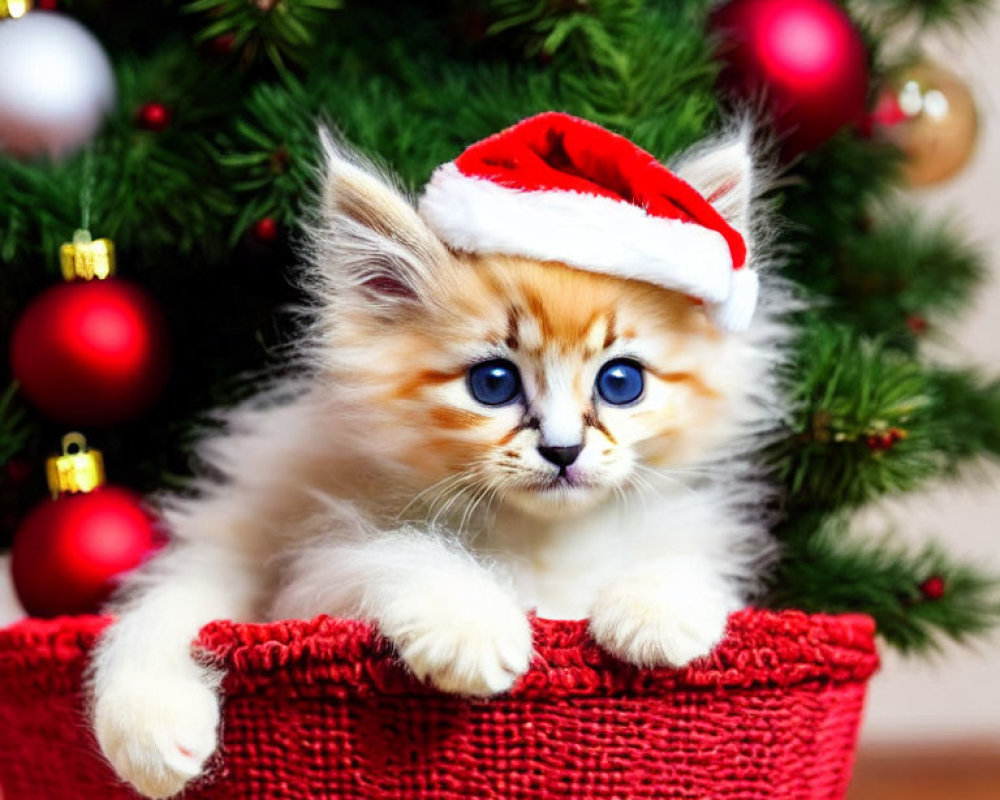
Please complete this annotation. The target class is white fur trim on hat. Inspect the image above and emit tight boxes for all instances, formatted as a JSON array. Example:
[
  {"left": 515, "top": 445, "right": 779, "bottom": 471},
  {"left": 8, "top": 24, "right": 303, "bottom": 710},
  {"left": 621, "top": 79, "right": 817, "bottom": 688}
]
[
  {"left": 708, "top": 265, "right": 759, "bottom": 333},
  {"left": 419, "top": 162, "right": 739, "bottom": 306}
]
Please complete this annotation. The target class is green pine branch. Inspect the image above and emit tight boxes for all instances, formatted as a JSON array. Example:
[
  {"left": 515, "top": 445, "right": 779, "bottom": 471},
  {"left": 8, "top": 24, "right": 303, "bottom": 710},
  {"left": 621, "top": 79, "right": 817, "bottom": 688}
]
[
  {"left": 214, "top": 75, "right": 321, "bottom": 240},
  {"left": 484, "top": 0, "right": 644, "bottom": 64},
  {"left": 214, "top": 0, "right": 723, "bottom": 242},
  {"left": 0, "top": 384, "right": 29, "bottom": 470},
  {"left": 555, "top": 1, "right": 720, "bottom": 154},
  {"left": 773, "top": 323, "right": 1000, "bottom": 510},
  {"left": 769, "top": 521, "right": 1000, "bottom": 653},
  {"left": 854, "top": 0, "right": 995, "bottom": 30},
  {"left": 779, "top": 136, "right": 904, "bottom": 296},
  {"left": 923, "top": 369, "right": 1000, "bottom": 467},
  {"left": 184, "top": 0, "right": 343, "bottom": 69},
  {"left": 826, "top": 211, "right": 984, "bottom": 346}
]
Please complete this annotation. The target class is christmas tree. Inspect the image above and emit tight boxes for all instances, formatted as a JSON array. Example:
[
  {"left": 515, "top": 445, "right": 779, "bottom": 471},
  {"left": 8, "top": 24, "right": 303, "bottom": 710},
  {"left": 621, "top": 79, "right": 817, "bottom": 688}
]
[{"left": 1, "top": 0, "right": 998, "bottom": 656}]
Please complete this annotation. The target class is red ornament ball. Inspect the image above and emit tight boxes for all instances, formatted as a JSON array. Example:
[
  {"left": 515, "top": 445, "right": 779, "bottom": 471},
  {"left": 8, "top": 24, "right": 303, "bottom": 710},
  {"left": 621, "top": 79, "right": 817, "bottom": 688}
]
[
  {"left": 11, "top": 487, "right": 163, "bottom": 618},
  {"left": 710, "top": 0, "right": 869, "bottom": 155},
  {"left": 252, "top": 216, "right": 280, "bottom": 243},
  {"left": 10, "top": 279, "right": 169, "bottom": 427},
  {"left": 136, "top": 102, "right": 171, "bottom": 132},
  {"left": 920, "top": 575, "right": 946, "bottom": 601}
]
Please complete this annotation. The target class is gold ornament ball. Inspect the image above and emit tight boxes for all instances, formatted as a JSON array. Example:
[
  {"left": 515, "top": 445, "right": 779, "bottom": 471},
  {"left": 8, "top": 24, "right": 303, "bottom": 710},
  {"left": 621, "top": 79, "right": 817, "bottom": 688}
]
[{"left": 873, "top": 60, "right": 979, "bottom": 187}]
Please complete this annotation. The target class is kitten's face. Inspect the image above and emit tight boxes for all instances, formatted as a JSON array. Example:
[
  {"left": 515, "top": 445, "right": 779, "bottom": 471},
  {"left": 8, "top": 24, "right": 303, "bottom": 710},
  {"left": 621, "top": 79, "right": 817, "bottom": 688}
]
[{"left": 336, "top": 254, "right": 754, "bottom": 520}]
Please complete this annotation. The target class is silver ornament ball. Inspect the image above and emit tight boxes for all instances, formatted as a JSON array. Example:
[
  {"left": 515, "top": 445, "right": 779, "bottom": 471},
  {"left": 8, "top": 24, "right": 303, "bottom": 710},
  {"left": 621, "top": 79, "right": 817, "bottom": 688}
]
[{"left": 0, "top": 11, "right": 116, "bottom": 158}]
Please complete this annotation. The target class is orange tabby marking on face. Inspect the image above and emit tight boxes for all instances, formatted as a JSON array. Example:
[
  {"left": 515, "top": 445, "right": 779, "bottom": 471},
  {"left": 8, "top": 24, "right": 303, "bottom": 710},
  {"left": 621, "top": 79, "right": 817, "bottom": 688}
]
[
  {"left": 520, "top": 285, "right": 621, "bottom": 358},
  {"left": 522, "top": 290, "right": 554, "bottom": 343},
  {"left": 393, "top": 367, "right": 466, "bottom": 400},
  {"left": 583, "top": 408, "right": 617, "bottom": 445},
  {"left": 430, "top": 406, "right": 489, "bottom": 430},
  {"left": 504, "top": 307, "right": 520, "bottom": 350},
  {"left": 646, "top": 368, "right": 721, "bottom": 399},
  {"left": 602, "top": 311, "right": 618, "bottom": 350},
  {"left": 496, "top": 418, "right": 538, "bottom": 447},
  {"left": 502, "top": 282, "right": 616, "bottom": 359}
]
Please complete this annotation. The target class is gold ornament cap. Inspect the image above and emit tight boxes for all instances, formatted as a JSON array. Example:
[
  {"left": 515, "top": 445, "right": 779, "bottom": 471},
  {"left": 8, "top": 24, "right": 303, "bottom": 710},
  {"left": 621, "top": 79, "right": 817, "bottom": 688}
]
[
  {"left": 60, "top": 230, "right": 116, "bottom": 281},
  {"left": 0, "top": 0, "right": 32, "bottom": 20},
  {"left": 46, "top": 433, "right": 106, "bottom": 498}
]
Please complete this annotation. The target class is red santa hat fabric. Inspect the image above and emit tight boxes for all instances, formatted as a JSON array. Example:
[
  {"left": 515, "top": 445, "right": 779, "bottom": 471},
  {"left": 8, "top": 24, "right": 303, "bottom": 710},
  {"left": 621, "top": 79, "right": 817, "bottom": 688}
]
[{"left": 418, "top": 112, "right": 758, "bottom": 332}]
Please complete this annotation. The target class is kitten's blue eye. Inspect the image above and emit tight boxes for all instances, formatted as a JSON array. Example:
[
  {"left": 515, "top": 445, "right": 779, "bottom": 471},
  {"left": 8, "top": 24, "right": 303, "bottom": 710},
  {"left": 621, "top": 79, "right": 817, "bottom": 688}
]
[
  {"left": 468, "top": 360, "right": 522, "bottom": 406},
  {"left": 596, "top": 359, "right": 644, "bottom": 406}
]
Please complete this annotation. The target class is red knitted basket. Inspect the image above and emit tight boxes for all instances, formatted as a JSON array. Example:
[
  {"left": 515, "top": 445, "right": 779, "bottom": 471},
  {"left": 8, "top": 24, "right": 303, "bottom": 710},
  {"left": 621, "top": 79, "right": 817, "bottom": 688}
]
[{"left": 0, "top": 609, "right": 878, "bottom": 800}]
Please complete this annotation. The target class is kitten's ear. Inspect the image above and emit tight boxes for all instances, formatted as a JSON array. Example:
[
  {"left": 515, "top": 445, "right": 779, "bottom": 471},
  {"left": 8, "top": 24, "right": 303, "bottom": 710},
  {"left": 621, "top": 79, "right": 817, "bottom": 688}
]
[
  {"left": 313, "top": 128, "right": 450, "bottom": 309},
  {"left": 672, "top": 134, "right": 754, "bottom": 235}
]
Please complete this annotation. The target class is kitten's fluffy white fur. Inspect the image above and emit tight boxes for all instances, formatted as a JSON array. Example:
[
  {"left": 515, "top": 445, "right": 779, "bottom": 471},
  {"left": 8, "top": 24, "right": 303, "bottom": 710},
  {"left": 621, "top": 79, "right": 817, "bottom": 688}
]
[{"left": 89, "top": 129, "right": 787, "bottom": 799}]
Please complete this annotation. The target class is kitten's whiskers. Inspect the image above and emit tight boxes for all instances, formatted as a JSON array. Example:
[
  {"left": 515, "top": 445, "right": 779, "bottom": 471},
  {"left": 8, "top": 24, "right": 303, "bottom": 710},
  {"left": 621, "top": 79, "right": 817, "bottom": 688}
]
[
  {"left": 427, "top": 474, "right": 480, "bottom": 529},
  {"left": 396, "top": 471, "right": 472, "bottom": 521},
  {"left": 456, "top": 480, "right": 497, "bottom": 536},
  {"left": 631, "top": 462, "right": 699, "bottom": 495}
]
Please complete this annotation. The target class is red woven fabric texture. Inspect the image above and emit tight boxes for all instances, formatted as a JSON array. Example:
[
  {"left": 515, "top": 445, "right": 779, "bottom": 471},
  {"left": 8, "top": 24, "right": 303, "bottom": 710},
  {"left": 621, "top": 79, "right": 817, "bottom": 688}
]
[{"left": 0, "top": 609, "right": 878, "bottom": 799}]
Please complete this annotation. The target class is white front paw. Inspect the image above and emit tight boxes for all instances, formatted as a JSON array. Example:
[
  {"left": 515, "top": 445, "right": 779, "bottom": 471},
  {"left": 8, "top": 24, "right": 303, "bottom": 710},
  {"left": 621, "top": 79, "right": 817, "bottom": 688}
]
[
  {"left": 381, "top": 580, "right": 533, "bottom": 696},
  {"left": 94, "top": 673, "right": 220, "bottom": 799},
  {"left": 589, "top": 577, "right": 731, "bottom": 668}
]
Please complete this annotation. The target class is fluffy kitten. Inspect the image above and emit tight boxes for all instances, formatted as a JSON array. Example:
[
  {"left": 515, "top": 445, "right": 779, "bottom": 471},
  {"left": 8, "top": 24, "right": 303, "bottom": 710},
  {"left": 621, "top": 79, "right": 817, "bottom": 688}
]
[{"left": 90, "top": 129, "right": 784, "bottom": 799}]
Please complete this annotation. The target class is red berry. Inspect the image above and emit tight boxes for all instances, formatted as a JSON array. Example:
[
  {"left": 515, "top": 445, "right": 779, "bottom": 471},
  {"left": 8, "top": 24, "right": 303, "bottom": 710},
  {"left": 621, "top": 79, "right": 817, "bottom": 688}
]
[
  {"left": 270, "top": 146, "right": 291, "bottom": 173},
  {"left": 36, "top": 0, "right": 59, "bottom": 8},
  {"left": 865, "top": 434, "right": 890, "bottom": 451},
  {"left": 252, "top": 217, "right": 280, "bottom": 243},
  {"left": 906, "top": 315, "right": 928, "bottom": 334},
  {"left": 866, "top": 429, "right": 904, "bottom": 451},
  {"left": 920, "top": 575, "right": 945, "bottom": 601},
  {"left": 136, "top": 103, "right": 171, "bottom": 132},
  {"left": 211, "top": 33, "right": 237, "bottom": 56}
]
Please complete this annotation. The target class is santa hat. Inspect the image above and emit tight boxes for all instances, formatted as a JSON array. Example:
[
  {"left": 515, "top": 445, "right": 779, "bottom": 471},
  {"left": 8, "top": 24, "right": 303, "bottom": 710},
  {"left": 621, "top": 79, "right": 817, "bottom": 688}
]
[{"left": 418, "top": 112, "right": 758, "bottom": 332}]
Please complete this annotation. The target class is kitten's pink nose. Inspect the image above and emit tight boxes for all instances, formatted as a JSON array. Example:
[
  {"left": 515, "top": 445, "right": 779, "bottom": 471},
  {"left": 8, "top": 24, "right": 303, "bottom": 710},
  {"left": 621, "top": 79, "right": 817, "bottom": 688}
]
[{"left": 537, "top": 444, "right": 582, "bottom": 468}]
